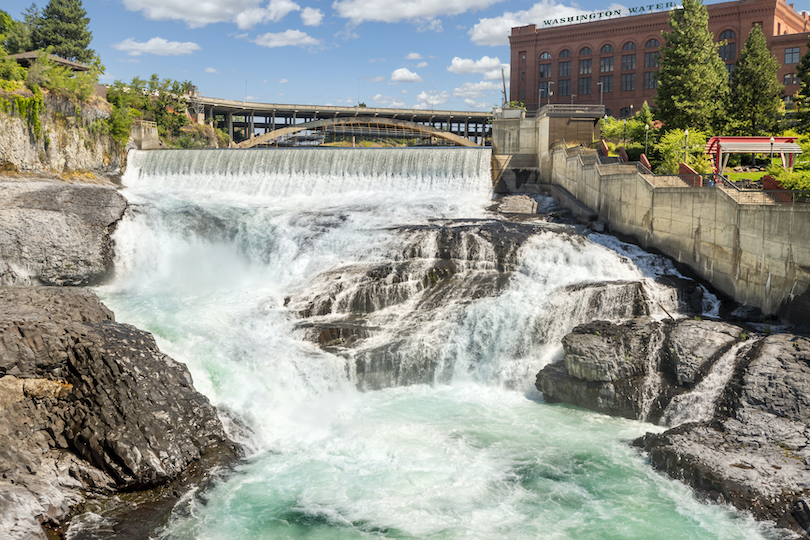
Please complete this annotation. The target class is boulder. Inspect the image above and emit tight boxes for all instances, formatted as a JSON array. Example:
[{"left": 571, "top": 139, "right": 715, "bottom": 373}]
[
  {"left": 0, "top": 181, "right": 126, "bottom": 286},
  {"left": 0, "top": 287, "right": 236, "bottom": 538},
  {"left": 538, "top": 318, "right": 744, "bottom": 423}
]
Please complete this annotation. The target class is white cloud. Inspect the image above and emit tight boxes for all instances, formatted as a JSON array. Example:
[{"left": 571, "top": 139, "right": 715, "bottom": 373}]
[
  {"left": 453, "top": 81, "right": 500, "bottom": 99},
  {"left": 205, "top": 67, "right": 219, "bottom": 73},
  {"left": 112, "top": 37, "right": 201, "bottom": 56},
  {"left": 416, "top": 61, "right": 428, "bottom": 68},
  {"left": 469, "top": 1, "right": 621, "bottom": 46},
  {"left": 417, "top": 19, "right": 442, "bottom": 32},
  {"left": 254, "top": 29, "right": 320, "bottom": 48},
  {"left": 372, "top": 93, "right": 406, "bottom": 108},
  {"left": 279, "top": 78, "right": 289, "bottom": 83},
  {"left": 464, "top": 98, "right": 491, "bottom": 108},
  {"left": 122, "top": 0, "right": 301, "bottom": 29},
  {"left": 301, "top": 7, "right": 324, "bottom": 26},
  {"left": 414, "top": 90, "right": 449, "bottom": 108},
  {"left": 391, "top": 68, "right": 422, "bottom": 83},
  {"left": 447, "top": 55, "right": 509, "bottom": 80},
  {"left": 401, "top": 89, "right": 409, "bottom": 94},
  {"left": 405, "top": 52, "right": 422, "bottom": 60},
  {"left": 335, "top": 23, "right": 360, "bottom": 40},
  {"left": 235, "top": 0, "right": 301, "bottom": 29},
  {"left": 369, "top": 58, "right": 385, "bottom": 63},
  {"left": 362, "top": 76, "right": 385, "bottom": 82},
  {"left": 333, "top": 0, "right": 503, "bottom": 24}
]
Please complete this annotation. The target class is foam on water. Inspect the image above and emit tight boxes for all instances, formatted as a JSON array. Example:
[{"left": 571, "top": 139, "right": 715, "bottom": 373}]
[{"left": 94, "top": 148, "right": 778, "bottom": 539}]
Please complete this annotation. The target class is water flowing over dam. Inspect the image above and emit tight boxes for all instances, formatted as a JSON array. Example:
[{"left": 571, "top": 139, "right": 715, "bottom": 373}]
[{"left": 93, "top": 148, "right": 777, "bottom": 539}]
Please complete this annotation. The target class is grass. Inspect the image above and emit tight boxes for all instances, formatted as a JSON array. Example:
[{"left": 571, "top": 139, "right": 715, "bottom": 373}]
[{"left": 724, "top": 171, "right": 768, "bottom": 182}]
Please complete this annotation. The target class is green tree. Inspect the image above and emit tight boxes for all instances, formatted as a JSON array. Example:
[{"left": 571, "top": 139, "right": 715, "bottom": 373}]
[
  {"left": 32, "top": 0, "right": 93, "bottom": 64},
  {"left": 729, "top": 25, "right": 782, "bottom": 135},
  {"left": 3, "top": 4, "right": 39, "bottom": 54},
  {"left": 656, "top": 0, "right": 729, "bottom": 132},
  {"left": 656, "top": 128, "right": 713, "bottom": 174}
]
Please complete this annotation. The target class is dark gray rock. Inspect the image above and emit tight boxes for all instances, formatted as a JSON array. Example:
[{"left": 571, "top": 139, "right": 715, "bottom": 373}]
[
  {"left": 541, "top": 321, "right": 810, "bottom": 535},
  {"left": 0, "top": 181, "right": 126, "bottom": 286},
  {"left": 636, "top": 334, "right": 810, "bottom": 536},
  {"left": 664, "top": 320, "right": 743, "bottom": 387},
  {"left": 537, "top": 318, "right": 743, "bottom": 423},
  {"left": 0, "top": 287, "right": 236, "bottom": 539}
]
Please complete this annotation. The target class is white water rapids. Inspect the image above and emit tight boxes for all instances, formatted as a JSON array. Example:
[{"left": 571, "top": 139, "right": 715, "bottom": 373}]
[{"left": 90, "top": 148, "right": 777, "bottom": 539}]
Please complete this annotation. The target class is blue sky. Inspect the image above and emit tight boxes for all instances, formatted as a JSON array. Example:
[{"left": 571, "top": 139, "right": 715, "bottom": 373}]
[{"left": 0, "top": 0, "right": 723, "bottom": 111}]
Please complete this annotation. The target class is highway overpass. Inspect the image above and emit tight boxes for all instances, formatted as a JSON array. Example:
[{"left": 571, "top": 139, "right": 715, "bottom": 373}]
[{"left": 191, "top": 95, "right": 492, "bottom": 146}]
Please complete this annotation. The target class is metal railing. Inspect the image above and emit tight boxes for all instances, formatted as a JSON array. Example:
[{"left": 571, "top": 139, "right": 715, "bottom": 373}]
[
  {"left": 537, "top": 104, "right": 606, "bottom": 117},
  {"left": 555, "top": 142, "right": 810, "bottom": 205}
]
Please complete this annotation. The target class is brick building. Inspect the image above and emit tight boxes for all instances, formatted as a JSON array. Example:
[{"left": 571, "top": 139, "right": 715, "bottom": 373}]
[{"left": 509, "top": 0, "right": 810, "bottom": 117}]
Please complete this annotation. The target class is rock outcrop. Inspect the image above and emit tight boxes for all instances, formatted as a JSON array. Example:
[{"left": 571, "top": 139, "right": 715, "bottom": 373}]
[
  {"left": 537, "top": 318, "right": 743, "bottom": 423},
  {"left": 0, "top": 287, "right": 236, "bottom": 539},
  {"left": 638, "top": 334, "right": 810, "bottom": 535},
  {"left": 538, "top": 318, "right": 810, "bottom": 536},
  {"left": 0, "top": 180, "right": 126, "bottom": 286}
]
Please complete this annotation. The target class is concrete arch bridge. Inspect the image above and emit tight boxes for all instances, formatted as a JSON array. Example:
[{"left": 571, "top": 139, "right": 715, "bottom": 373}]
[{"left": 236, "top": 116, "right": 480, "bottom": 148}]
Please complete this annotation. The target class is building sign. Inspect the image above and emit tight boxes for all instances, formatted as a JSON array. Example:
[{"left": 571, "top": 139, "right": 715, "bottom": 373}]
[{"left": 542, "top": 3, "right": 678, "bottom": 27}]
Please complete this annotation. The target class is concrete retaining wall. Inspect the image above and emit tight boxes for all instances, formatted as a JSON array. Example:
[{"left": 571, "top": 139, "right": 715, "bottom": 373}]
[{"left": 550, "top": 146, "right": 810, "bottom": 321}]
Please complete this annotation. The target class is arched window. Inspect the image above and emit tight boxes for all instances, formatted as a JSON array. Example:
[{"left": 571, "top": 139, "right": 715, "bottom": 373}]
[
  {"left": 719, "top": 30, "right": 736, "bottom": 61},
  {"left": 580, "top": 47, "right": 592, "bottom": 56},
  {"left": 645, "top": 39, "right": 659, "bottom": 48},
  {"left": 560, "top": 49, "right": 571, "bottom": 57},
  {"left": 601, "top": 44, "right": 614, "bottom": 53},
  {"left": 622, "top": 42, "right": 637, "bottom": 50},
  {"left": 540, "top": 52, "right": 552, "bottom": 60}
]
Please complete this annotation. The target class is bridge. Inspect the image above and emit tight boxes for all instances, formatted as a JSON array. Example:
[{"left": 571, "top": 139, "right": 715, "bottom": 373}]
[{"left": 190, "top": 96, "right": 492, "bottom": 147}]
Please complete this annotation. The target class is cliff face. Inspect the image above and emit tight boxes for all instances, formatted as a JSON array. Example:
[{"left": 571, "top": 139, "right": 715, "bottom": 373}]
[{"left": 0, "top": 93, "right": 123, "bottom": 179}]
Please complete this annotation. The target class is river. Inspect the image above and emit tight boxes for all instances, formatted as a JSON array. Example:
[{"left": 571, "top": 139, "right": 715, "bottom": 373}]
[{"left": 92, "top": 148, "right": 777, "bottom": 539}]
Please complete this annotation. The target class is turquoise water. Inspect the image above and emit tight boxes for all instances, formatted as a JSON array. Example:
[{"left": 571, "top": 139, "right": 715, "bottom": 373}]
[{"left": 93, "top": 149, "right": 778, "bottom": 540}]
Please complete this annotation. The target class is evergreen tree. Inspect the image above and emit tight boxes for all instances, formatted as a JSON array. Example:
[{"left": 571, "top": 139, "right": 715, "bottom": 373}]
[
  {"left": 32, "top": 0, "right": 93, "bottom": 64},
  {"left": 655, "top": 0, "right": 729, "bottom": 132},
  {"left": 729, "top": 25, "right": 782, "bottom": 135},
  {"left": 3, "top": 4, "right": 39, "bottom": 54}
]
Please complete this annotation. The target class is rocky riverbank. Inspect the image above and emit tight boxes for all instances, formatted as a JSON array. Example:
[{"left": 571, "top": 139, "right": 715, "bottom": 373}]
[
  {"left": 0, "top": 177, "right": 239, "bottom": 539},
  {"left": 537, "top": 317, "right": 810, "bottom": 536}
]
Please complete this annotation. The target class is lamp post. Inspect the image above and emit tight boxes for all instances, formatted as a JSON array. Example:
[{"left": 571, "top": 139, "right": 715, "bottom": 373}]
[
  {"left": 684, "top": 129, "right": 689, "bottom": 165},
  {"left": 645, "top": 123, "right": 649, "bottom": 156},
  {"left": 548, "top": 81, "right": 555, "bottom": 106},
  {"left": 770, "top": 136, "right": 775, "bottom": 166},
  {"left": 597, "top": 81, "right": 603, "bottom": 106},
  {"left": 630, "top": 104, "right": 633, "bottom": 117},
  {"left": 571, "top": 93, "right": 576, "bottom": 105}
]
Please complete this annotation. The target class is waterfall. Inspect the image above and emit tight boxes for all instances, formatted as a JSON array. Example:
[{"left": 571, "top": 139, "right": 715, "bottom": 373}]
[
  {"left": 639, "top": 326, "right": 666, "bottom": 422},
  {"left": 89, "top": 149, "right": 773, "bottom": 540},
  {"left": 124, "top": 148, "right": 494, "bottom": 197},
  {"left": 660, "top": 341, "right": 755, "bottom": 427}
]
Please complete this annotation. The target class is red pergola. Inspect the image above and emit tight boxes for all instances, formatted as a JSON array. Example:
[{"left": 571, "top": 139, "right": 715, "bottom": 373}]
[{"left": 705, "top": 136, "right": 802, "bottom": 175}]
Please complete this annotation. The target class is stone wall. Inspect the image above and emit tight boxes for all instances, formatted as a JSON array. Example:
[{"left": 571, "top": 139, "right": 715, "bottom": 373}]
[{"left": 550, "top": 146, "right": 810, "bottom": 321}]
